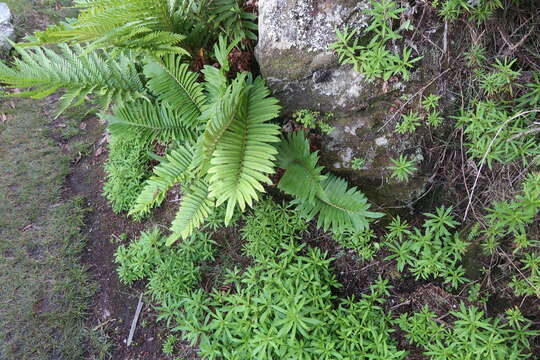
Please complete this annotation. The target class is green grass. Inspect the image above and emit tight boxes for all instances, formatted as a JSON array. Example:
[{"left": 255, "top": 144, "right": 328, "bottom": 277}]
[{"left": 0, "top": 99, "right": 108, "bottom": 359}]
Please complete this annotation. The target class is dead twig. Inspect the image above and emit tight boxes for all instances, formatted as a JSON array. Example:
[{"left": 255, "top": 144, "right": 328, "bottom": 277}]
[
  {"left": 377, "top": 68, "right": 452, "bottom": 132},
  {"left": 127, "top": 293, "right": 144, "bottom": 347},
  {"left": 462, "top": 109, "right": 540, "bottom": 221}
]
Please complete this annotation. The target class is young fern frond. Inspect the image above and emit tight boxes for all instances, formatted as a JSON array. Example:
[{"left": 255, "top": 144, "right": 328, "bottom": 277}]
[
  {"left": 167, "top": 178, "right": 215, "bottom": 245},
  {"left": 293, "top": 174, "right": 384, "bottom": 234},
  {"left": 207, "top": 78, "right": 281, "bottom": 223},
  {"left": 0, "top": 44, "right": 146, "bottom": 115},
  {"left": 104, "top": 100, "right": 198, "bottom": 143},
  {"left": 129, "top": 145, "right": 195, "bottom": 217},
  {"left": 144, "top": 55, "right": 205, "bottom": 128},
  {"left": 277, "top": 131, "right": 326, "bottom": 203}
]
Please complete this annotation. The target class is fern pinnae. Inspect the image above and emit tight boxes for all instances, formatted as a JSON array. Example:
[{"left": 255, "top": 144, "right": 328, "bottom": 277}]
[
  {"left": 167, "top": 178, "right": 214, "bottom": 245},
  {"left": 277, "top": 131, "right": 326, "bottom": 203},
  {"left": 129, "top": 145, "right": 195, "bottom": 217},
  {"left": 207, "top": 79, "right": 281, "bottom": 223},
  {"left": 105, "top": 100, "right": 198, "bottom": 143},
  {"left": 144, "top": 56, "right": 205, "bottom": 128}
]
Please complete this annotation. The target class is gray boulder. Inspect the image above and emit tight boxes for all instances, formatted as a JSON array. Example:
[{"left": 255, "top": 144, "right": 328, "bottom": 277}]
[
  {"left": 256, "top": 0, "right": 438, "bottom": 205},
  {"left": 0, "top": 3, "right": 14, "bottom": 56}
]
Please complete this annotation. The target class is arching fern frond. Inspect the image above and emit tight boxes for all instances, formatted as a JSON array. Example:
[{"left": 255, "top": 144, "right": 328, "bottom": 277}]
[
  {"left": 207, "top": 77, "right": 281, "bottom": 223},
  {"left": 129, "top": 144, "right": 195, "bottom": 217},
  {"left": 144, "top": 55, "right": 205, "bottom": 128},
  {"left": 0, "top": 44, "right": 146, "bottom": 115},
  {"left": 277, "top": 131, "right": 326, "bottom": 203},
  {"left": 83, "top": 24, "right": 189, "bottom": 57},
  {"left": 277, "top": 131, "right": 383, "bottom": 234},
  {"left": 34, "top": 0, "right": 177, "bottom": 42},
  {"left": 293, "top": 174, "right": 384, "bottom": 234},
  {"left": 104, "top": 100, "right": 198, "bottom": 143},
  {"left": 167, "top": 178, "right": 214, "bottom": 245}
]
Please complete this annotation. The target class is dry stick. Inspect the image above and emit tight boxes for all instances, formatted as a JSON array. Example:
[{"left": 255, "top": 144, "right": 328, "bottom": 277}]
[
  {"left": 127, "top": 293, "right": 144, "bottom": 347},
  {"left": 462, "top": 109, "right": 540, "bottom": 221},
  {"left": 377, "top": 68, "right": 451, "bottom": 132},
  {"left": 498, "top": 249, "right": 540, "bottom": 298}
]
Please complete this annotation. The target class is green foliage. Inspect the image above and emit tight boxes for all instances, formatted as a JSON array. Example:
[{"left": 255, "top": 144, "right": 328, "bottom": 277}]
[
  {"left": 388, "top": 155, "right": 418, "bottom": 182},
  {"left": 517, "top": 72, "right": 540, "bottom": 108},
  {"left": 27, "top": 0, "right": 257, "bottom": 55},
  {"left": 475, "top": 173, "right": 540, "bottom": 296},
  {"left": 114, "top": 227, "right": 163, "bottom": 284},
  {"left": 426, "top": 111, "right": 443, "bottom": 127},
  {"left": 241, "top": 199, "right": 308, "bottom": 259},
  {"left": 464, "top": 43, "right": 487, "bottom": 67},
  {"left": 479, "top": 58, "right": 521, "bottom": 96},
  {"left": 176, "top": 231, "right": 405, "bottom": 359},
  {"left": 114, "top": 228, "right": 215, "bottom": 305},
  {"left": 330, "top": 0, "right": 421, "bottom": 81},
  {"left": 421, "top": 94, "right": 441, "bottom": 111},
  {"left": 333, "top": 228, "right": 380, "bottom": 261},
  {"left": 396, "top": 303, "right": 537, "bottom": 359},
  {"left": 0, "top": 44, "right": 146, "bottom": 115},
  {"left": 162, "top": 334, "right": 177, "bottom": 355},
  {"left": 350, "top": 157, "right": 366, "bottom": 170},
  {"left": 396, "top": 111, "right": 422, "bottom": 134},
  {"left": 292, "top": 109, "right": 335, "bottom": 134},
  {"left": 103, "top": 135, "right": 151, "bottom": 216},
  {"left": 277, "top": 131, "right": 384, "bottom": 234},
  {"left": 1, "top": 0, "right": 379, "bottom": 246},
  {"left": 118, "top": 55, "right": 281, "bottom": 243},
  {"left": 384, "top": 209, "right": 468, "bottom": 289},
  {"left": 455, "top": 100, "right": 540, "bottom": 168},
  {"left": 435, "top": 0, "right": 503, "bottom": 23}
]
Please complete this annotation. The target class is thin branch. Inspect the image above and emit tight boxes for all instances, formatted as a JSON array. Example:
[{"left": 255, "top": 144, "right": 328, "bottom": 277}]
[
  {"left": 378, "top": 68, "right": 452, "bottom": 132},
  {"left": 463, "top": 109, "right": 540, "bottom": 221}
]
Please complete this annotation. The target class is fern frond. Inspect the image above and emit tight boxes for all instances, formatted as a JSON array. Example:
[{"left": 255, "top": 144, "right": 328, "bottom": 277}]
[
  {"left": 104, "top": 100, "right": 198, "bottom": 143},
  {"left": 277, "top": 131, "right": 327, "bottom": 203},
  {"left": 201, "top": 75, "right": 246, "bottom": 164},
  {"left": 167, "top": 178, "right": 214, "bottom": 245},
  {"left": 129, "top": 145, "right": 195, "bottom": 217},
  {"left": 36, "top": 0, "right": 177, "bottom": 42},
  {"left": 144, "top": 55, "right": 205, "bottom": 128},
  {"left": 293, "top": 174, "right": 384, "bottom": 234},
  {"left": 207, "top": 77, "right": 281, "bottom": 223},
  {"left": 0, "top": 44, "right": 146, "bottom": 114},
  {"left": 83, "top": 24, "right": 189, "bottom": 57}
]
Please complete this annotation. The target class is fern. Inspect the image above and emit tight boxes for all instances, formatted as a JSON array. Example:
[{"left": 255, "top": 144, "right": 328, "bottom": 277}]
[
  {"left": 294, "top": 175, "right": 383, "bottom": 234},
  {"left": 278, "top": 131, "right": 383, "bottom": 233},
  {"left": 0, "top": 44, "right": 146, "bottom": 114},
  {"left": 104, "top": 100, "right": 198, "bottom": 143},
  {"left": 167, "top": 179, "right": 215, "bottom": 245},
  {"left": 29, "top": 0, "right": 186, "bottom": 56},
  {"left": 211, "top": 0, "right": 258, "bottom": 44},
  {"left": 129, "top": 145, "right": 195, "bottom": 217},
  {"left": 207, "top": 77, "right": 281, "bottom": 223},
  {"left": 144, "top": 55, "right": 205, "bottom": 128},
  {"left": 277, "top": 131, "right": 326, "bottom": 203}
]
